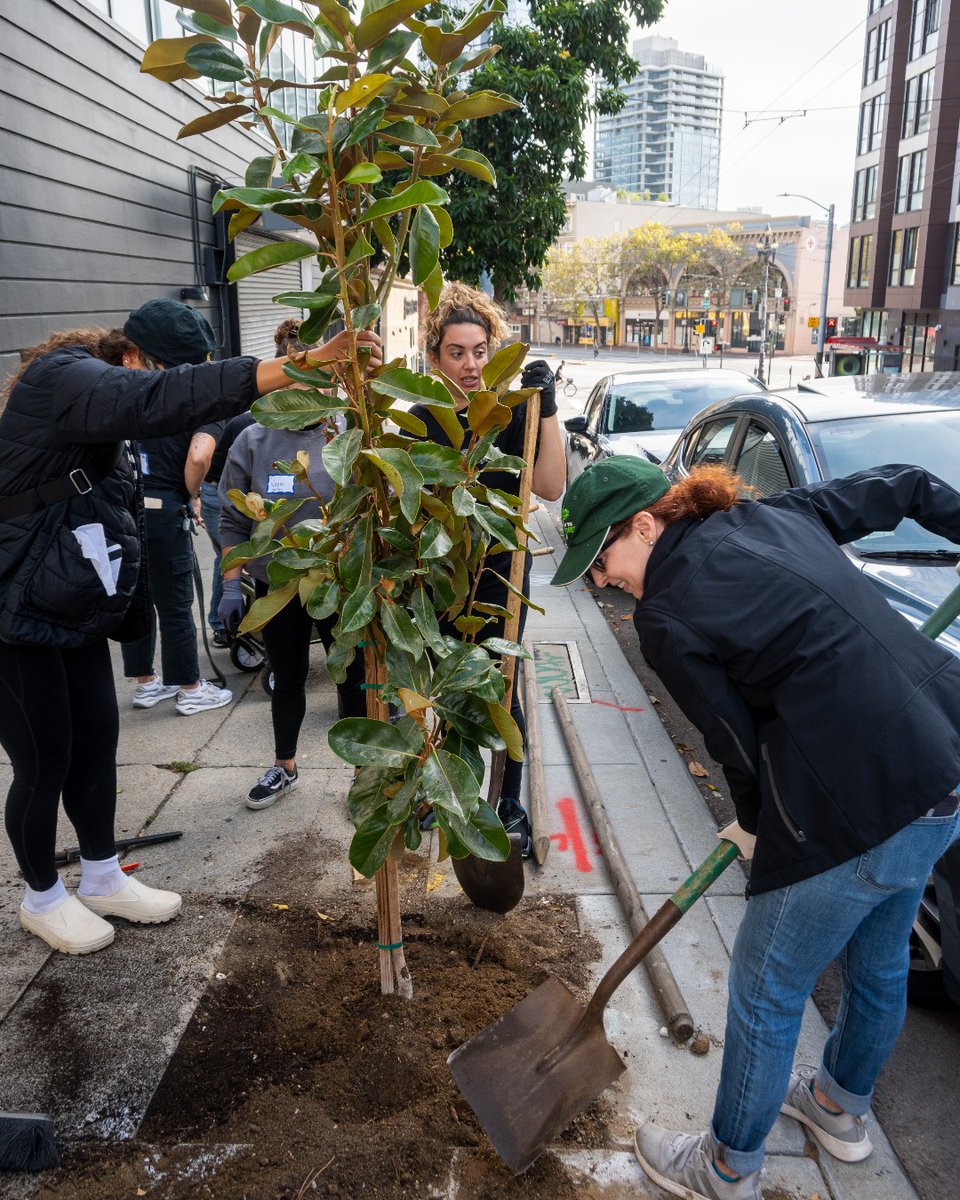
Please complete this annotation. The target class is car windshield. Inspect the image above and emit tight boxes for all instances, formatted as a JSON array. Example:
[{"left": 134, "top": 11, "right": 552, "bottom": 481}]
[
  {"left": 604, "top": 378, "right": 761, "bottom": 436},
  {"left": 808, "top": 410, "right": 960, "bottom": 555}
]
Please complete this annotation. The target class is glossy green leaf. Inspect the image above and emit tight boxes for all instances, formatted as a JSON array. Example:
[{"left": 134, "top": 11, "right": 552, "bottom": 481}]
[
  {"left": 436, "top": 799, "right": 510, "bottom": 862},
  {"left": 351, "top": 302, "right": 381, "bottom": 330},
  {"left": 334, "top": 73, "right": 392, "bottom": 114},
  {"left": 421, "top": 261, "right": 443, "bottom": 311},
  {"left": 441, "top": 732, "right": 485, "bottom": 786},
  {"left": 175, "top": 9, "right": 238, "bottom": 39},
  {"left": 380, "top": 600, "right": 424, "bottom": 659},
  {"left": 434, "top": 694, "right": 505, "bottom": 751},
  {"left": 363, "top": 448, "right": 423, "bottom": 522},
  {"left": 348, "top": 764, "right": 396, "bottom": 825},
  {"left": 244, "top": 155, "right": 276, "bottom": 187},
  {"left": 237, "top": 0, "right": 314, "bottom": 35},
  {"left": 422, "top": 749, "right": 480, "bottom": 820},
  {"left": 371, "top": 217, "right": 396, "bottom": 260},
  {"left": 359, "top": 180, "right": 448, "bottom": 224},
  {"left": 341, "top": 99, "right": 388, "bottom": 149},
  {"left": 349, "top": 808, "right": 396, "bottom": 877},
  {"left": 323, "top": 427, "right": 364, "bottom": 486},
  {"left": 345, "top": 230, "right": 376, "bottom": 263},
  {"left": 173, "top": 0, "right": 234, "bottom": 23},
  {"left": 140, "top": 34, "right": 214, "bottom": 82},
  {"left": 329, "top": 717, "right": 423, "bottom": 767},
  {"left": 213, "top": 186, "right": 300, "bottom": 213},
  {"left": 228, "top": 240, "right": 317, "bottom": 283},
  {"left": 409, "top": 204, "right": 440, "bottom": 287},
  {"left": 369, "top": 367, "right": 454, "bottom": 408},
  {"left": 354, "top": 0, "right": 425, "bottom": 51},
  {"left": 377, "top": 120, "right": 440, "bottom": 149},
  {"left": 251, "top": 389, "right": 347, "bottom": 430},
  {"left": 298, "top": 301, "right": 341, "bottom": 344},
  {"left": 432, "top": 644, "right": 504, "bottom": 702},
  {"left": 482, "top": 637, "right": 530, "bottom": 659},
  {"left": 412, "top": 586, "right": 447, "bottom": 656},
  {"left": 440, "top": 91, "right": 519, "bottom": 125},
  {"left": 343, "top": 162, "right": 383, "bottom": 185},
  {"left": 454, "top": 615, "right": 487, "bottom": 636},
  {"left": 311, "top": 0, "right": 352, "bottom": 38},
  {"left": 406, "top": 442, "right": 465, "bottom": 486},
  {"left": 449, "top": 147, "right": 497, "bottom": 186},
  {"left": 367, "top": 29, "right": 418, "bottom": 71},
  {"left": 183, "top": 42, "right": 247, "bottom": 81},
  {"left": 387, "top": 407, "right": 427, "bottom": 437},
  {"left": 272, "top": 290, "right": 337, "bottom": 310},
  {"left": 239, "top": 580, "right": 299, "bottom": 633},
  {"left": 488, "top": 701, "right": 523, "bottom": 762},
  {"left": 177, "top": 104, "right": 253, "bottom": 139},
  {"left": 306, "top": 579, "right": 340, "bottom": 620},
  {"left": 340, "top": 583, "right": 376, "bottom": 633},
  {"left": 431, "top": 204, "right": 453, "bottom": 249},
  {"left": 419, "top": 519, "right": 453, "bottom": 560}
]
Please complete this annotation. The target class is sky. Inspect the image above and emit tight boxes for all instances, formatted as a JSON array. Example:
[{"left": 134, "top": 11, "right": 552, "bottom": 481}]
[{"left": 628, "top": 0, "right": 867, "bottom": 225}]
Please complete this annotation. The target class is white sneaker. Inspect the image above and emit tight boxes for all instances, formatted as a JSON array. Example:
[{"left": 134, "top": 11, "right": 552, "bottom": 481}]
[
  {"left": 132, "top": 679, "right": 179, "bottom": 708},
  {"left": 77, "top": 876, "right": 182, "bottom": 924},
  {"left": 20, "top": 896, "right": 115, "bottom": 954},
  {"left": 175, "top": 680, "right": 233, "bottom": 716}
]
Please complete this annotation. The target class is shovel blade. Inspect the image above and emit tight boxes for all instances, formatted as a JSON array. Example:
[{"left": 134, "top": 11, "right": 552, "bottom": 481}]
[
  {"left": 451, "top": 834, "right": 525, "bottom": 914},
  {"left": 448, "top": 974, "right": 625, "bottom": 1173}
]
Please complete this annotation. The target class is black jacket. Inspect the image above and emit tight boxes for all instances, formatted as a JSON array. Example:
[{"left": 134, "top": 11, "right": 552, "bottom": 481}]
[
  {"left": 0, "top": 346, "right": 258, "bottom": 648},
  {"left": 634, "top": 465, "right": 960, "bottom": 895}
]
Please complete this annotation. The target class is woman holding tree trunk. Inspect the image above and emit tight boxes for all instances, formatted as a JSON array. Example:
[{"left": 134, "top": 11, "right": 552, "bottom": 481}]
[{"left": 411, "top": 283, "right": 565, "bottom": 855}]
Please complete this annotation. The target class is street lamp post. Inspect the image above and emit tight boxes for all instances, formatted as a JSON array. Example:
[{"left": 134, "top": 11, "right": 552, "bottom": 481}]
[
  {"left": 779, "top": 192, "right": 835, "bottom": 378},
  {"left": 755, "top": 225, "right": 779, "bottom": 384}
]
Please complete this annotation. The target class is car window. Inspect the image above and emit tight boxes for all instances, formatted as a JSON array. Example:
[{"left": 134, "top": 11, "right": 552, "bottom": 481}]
[
  {"left": 685, "top": 418, "right": 738, "bottom": 469},
  {"left": 584, "top": 385, "right": 605, "bottom": 432},
  {"left": 603, "top": 378, "right": 760, "bottom": 436},
  {"left": 735, "top": 422, "right": 792, "bottom": 496}
]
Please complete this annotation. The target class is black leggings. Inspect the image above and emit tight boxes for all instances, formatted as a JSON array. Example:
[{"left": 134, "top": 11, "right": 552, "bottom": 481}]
[
  {"left": 257, "top": 582, "right": 365, "bottom": 761},
  {"left": 0, "top": 639, "right": 119, "bottom": 890}
]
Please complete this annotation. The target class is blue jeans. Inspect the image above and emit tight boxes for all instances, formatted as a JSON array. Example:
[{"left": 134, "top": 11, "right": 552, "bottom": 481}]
[
  {"left": 200, "top": 480, "right": 223, "bottom": 632},
  {"left": 711, "top": 803, "right": 960, "bottom": 1177}
]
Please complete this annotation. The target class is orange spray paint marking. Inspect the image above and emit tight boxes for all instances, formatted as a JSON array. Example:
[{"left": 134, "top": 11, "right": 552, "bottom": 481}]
[{"left": 549, "top": 796, "right": 593, "bottom": 873}]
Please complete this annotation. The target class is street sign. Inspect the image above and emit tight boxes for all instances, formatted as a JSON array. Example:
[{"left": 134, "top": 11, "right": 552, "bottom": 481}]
[
  {"left": 808, "top": 316, "right": 820, "bottom": 328},
  {"left": 804, "top": 234, "right": 817, "bottom": 252},
  {"left": 701, "top": 298, "right": 709, "bottom": 309},
  {"left": 774, "top": 287, "right": 783, "bottom": 299},
  {"left": 694, "top": 324, "right": 705, "bottom": 334}
]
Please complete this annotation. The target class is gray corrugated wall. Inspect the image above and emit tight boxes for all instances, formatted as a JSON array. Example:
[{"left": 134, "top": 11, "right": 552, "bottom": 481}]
[{"left": 0, "top": 0, "right": 278, "bottom": 378}]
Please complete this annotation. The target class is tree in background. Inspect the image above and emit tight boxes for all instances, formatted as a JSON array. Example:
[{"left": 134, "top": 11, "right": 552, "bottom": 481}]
[
  {"left": 440, "top": 0, "right": 664, "bottom": 302},
  {"left": 540, "top": 238, "right": 616, "bottom": 338}
]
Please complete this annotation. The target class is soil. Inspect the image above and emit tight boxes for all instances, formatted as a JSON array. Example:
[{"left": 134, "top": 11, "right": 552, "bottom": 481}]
[{"left": 32, "top": 839, "right": 613, "bottom": 1200}]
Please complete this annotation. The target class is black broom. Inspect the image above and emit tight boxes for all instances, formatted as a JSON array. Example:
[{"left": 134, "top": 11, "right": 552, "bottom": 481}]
[{"left": 0, "top": 1112, "right": 60, "bottom": 1172}]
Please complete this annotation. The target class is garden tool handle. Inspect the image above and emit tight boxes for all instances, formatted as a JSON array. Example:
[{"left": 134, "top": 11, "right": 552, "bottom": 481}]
[
  {"left": 501, "top": 387, "right": 540, "bottom": 708},
  {"left": 919, "top": 572, "right": 960, "bottom": 641}
]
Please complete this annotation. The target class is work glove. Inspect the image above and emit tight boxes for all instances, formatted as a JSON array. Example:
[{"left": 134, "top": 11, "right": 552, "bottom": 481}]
[
  {"left": 218, "top": 577, "right": 245, "bottom": 635},
  {"left": 520, "top": 359, "right": 557, "bottom": 418},
  {"left": 718, "top": 819, "right": 756, "bottom": 861}
]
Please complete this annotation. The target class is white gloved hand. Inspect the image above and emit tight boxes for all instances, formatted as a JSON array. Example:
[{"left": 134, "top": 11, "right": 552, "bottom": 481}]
[{"left": 718, "top": 819, "right": 756, "bottom": 861}]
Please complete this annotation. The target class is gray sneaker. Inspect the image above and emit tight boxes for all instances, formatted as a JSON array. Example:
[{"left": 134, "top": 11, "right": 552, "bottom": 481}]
[
  {"left": 780, "top": 1065, "right": 873, "bottom": 1162},
  {"left": 175, "top": 680, "right": 233, "bottom": 716},
  {"left": 132, "top": 679, "right": 179, "bottom": 709},
  {"left": 634, "top": 1126, "right": 762, "bottom": 1200}
]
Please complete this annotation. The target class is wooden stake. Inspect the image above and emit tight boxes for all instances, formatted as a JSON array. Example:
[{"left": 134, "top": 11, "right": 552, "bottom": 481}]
[
  {"left": 364, "top": 641, "right": 413, "bottom": 999},
  {"left": 521, "top": 642, "right": 550, "bottom": 864}
]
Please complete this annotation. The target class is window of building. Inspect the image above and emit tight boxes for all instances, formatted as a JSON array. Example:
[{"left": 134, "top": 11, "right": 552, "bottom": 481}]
[
  {"left": 895, "top": 149, "right": 927, "bottom": 212},
  {"left": 864, "top": 18, "right": 890, "bottom": 84},
  {"left": 868, "top": 0, "right": 888, "bottom": 11},
  {"left": 89, "top": 0, "right": 184, "bottom": 42},
  {"left": 852, "top": 165, "right": 878, "bottom": 221},
  {"left": 910, "top": 0, "right": 940, "bottom": 59},
  {"left": 848, "top": 235, "right": 874, "bottom": 287},
  {"left": 858, "top": 94, "right": 884, "bottom": 154},
  {"left": 890, "top": 227, "right": 920, "bottom": 286},
  {"left": 902, "top": 69, "right": 935, "bottom": 137},
  {"left": 951, "top": 225, "right": 960, "bottom": 286}
]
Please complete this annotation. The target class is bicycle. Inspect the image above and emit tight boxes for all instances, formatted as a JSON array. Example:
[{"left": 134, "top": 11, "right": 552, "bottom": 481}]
[{"left": 554, "top": 361, "right": 576, "bottom": 398}]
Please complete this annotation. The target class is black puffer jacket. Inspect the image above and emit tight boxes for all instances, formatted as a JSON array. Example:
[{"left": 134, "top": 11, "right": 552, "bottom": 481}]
[
  {"left": 0, "top": 346, "right": 258, "bottom": 648},
  {"left": 634, "top": 465, "right": 960, "bottom": 895}
]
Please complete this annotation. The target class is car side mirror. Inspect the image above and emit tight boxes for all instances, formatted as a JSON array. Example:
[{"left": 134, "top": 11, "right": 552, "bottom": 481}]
[{"left": 564, "top": 415, "right": 589, "bottom": 434}]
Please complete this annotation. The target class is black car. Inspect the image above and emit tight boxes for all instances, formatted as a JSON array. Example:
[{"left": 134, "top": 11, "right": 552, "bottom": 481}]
[{"left": 660, "top": 371, "right": 960, "bottom": 1006}]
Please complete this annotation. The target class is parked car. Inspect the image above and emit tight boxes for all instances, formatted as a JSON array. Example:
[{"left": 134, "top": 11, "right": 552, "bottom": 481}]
[
  {"left": 659, "top": 370, "right": 960, "bottom": 1006},
  {"left": 563, "top": 367, "right": 765, "bottom": 484}
]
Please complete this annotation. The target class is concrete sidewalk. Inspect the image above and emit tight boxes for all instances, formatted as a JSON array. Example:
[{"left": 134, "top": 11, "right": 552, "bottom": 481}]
[{"left": 0, "top": 516, "right": 916, "bottom": 1200}]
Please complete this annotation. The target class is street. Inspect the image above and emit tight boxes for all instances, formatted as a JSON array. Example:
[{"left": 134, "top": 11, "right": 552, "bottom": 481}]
[{"left": 583, "top": 573, "right": 960, "bottom": 1200}]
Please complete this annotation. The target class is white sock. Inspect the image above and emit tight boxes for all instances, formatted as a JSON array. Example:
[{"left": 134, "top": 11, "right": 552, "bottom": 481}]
[
  {"left": 77, "top": 854, "right": 127, "bottom": 897},
  {"left": 23, "top": 877, "right": 69, "bottom": 915}
]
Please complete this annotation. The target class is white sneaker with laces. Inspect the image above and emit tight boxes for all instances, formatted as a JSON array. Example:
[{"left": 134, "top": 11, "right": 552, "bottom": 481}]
[
  {"left": 132, "top": 679, "right": 179, "bottom": 708},
  {"left": 634, "top": 1126, "right": 762, "bottom": 1200},
  {"left": 175, "top": 680, "right": 233, "bottom": 716},
  {"left": 780, "top": 1066, "right": 873, "bottom": 1162}
]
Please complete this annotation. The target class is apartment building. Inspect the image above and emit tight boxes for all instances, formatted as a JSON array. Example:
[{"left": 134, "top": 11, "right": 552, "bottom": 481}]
[
  {"left": 594, "top": 36, "right": 723, "bottom": 210},
  {"left": 845, "top": 0, "right": 960, "bottom": 370}
]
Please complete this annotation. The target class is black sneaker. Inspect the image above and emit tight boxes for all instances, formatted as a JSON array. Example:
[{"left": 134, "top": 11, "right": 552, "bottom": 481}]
[
  {"left": 246, "top": 765, "right": 299, "bottom": 810},
  {"left": 498, "top": 797, "right": 531, "bottom": 858},
  {"left": 212, "top": 629, "right": 231, "bottom": 649}
]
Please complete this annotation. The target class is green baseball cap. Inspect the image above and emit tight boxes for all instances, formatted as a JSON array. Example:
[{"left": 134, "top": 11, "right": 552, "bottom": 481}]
[{"left": 551, "top": 456, "right": 670, "bottom": 587}]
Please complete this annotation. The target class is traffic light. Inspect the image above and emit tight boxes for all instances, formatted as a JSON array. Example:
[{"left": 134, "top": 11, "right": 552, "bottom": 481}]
[
  {"left": 674, "top": 287, "right": 687, "bottom": 307},
  {"left": 782, "top": 297, "right": 791, "bottom": 313},
  {"left": 825, "top": 317, "right": 838, "bottom": 339}
]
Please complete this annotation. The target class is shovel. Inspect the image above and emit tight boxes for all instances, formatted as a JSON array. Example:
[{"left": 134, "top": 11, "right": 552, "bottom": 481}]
[
  {"left": 448, "top": 836, "right": 740, "bottom": 1173},
  {"left": 452, "top": 388, "right": 541, "bottom": 914}
]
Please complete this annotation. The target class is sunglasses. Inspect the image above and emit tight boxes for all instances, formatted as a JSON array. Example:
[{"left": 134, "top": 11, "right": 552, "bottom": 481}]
[{"left": 593, "top": 521, "right": 630, "bottom": 573}]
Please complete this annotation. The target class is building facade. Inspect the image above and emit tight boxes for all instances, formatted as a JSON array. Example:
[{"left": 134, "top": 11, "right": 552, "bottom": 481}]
[
  {"left": 1, "top": 0, "right": 417, "bottom": 381},
  {"left": 844, "top": 0, "right": 960, "bottom": 371},
  {"left": 594, "top": 36, "right": 723, "bottom": 210}
]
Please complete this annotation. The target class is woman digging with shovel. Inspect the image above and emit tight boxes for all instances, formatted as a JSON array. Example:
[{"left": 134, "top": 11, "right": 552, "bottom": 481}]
[
  {"left": 412, "top": 283, "right": 565, "bottom": 858},
  {"left": 551, "top": 456, "right": 960, "bottom": 1200}
]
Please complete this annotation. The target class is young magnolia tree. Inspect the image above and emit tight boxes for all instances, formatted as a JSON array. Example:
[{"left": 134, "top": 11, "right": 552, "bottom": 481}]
[{"left": 143, "top": 1, "right": 535, "bottom": 994}]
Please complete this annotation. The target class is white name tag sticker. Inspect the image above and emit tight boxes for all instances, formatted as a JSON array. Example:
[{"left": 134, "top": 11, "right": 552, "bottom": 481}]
[
  {"left": 140, "top": 451, "right": 150, "bottom": 475},
  {"left": 266, "top": 474, "right": 295, "bottom": 495}
]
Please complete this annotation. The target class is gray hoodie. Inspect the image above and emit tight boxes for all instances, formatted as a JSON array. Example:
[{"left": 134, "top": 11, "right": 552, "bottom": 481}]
[{"left": 218, "top": 424, "right": 336, "bottom": 582}]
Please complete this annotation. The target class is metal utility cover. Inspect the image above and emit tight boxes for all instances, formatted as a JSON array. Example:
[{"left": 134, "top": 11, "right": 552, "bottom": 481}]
[{"left": 531, "top": 642, "right": 590, "bottom": 703}]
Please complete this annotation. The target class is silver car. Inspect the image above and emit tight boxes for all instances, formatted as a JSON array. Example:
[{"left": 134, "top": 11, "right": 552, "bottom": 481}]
[{"left": 563, "top": 367, "right": 765, "bottom": 483}]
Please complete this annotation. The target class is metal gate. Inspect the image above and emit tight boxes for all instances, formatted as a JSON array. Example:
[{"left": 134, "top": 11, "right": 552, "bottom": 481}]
[{"left": 234, "top": 232, "right": 307, "bottom": 358}]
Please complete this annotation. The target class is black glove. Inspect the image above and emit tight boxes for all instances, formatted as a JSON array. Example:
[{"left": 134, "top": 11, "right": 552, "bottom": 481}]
[
  {"left": 218, "top": 577, "right": 245, "bottom": 634},
  {"left": 520, "top": 359, "right": 557, "bottom": 418}
]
